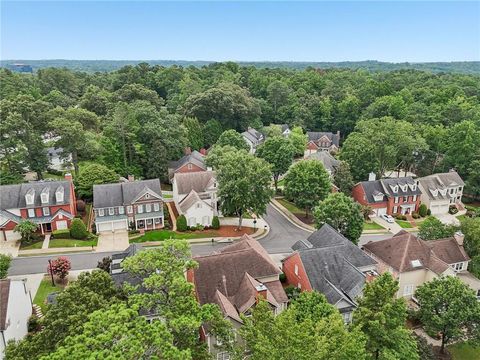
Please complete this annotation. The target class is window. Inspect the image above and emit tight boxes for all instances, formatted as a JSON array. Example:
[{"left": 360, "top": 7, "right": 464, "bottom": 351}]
[
  {"left": 127, "top": 205, "right": 133, "bottom": 214},
  {"left": 55, "top": 187, "right": 64, "bottom": 203},
  {"left": 145, "top": 203, "right": 151, "bottom": 213},
  {"left": 41, "top": 193, "right": 49, "bottom": 204},
  {"left": 145, "top": 194, "right": 150, "bottom": 199},
  {"left": 154, "top": 217, "right": 161, "bottom": 224},
  {"left": 154, "top": 203, "right": 160, "bottom": 212},
  {"left": 108, "top": 207, "right": 114, "bottom": 216},
  {"left": 216, "top": 352, "right": 230, "bottom": 360},
  {"left": 403, "top": 284, "right": 414, "bottom": 296},
  {"left": 294, "top": 264, "right": 299, "bottom": 276},
  {"left": 137, "top": 205, "right": 144, "bottom": 214},
  {"left": 28, "top": 209, "right": 35, "bottom": 218},
  {"left": 118, "top": 207, "right": 125, "bottom": 215},
  {"left": 393, "top": 206, "right": 398, "bottom": 213},
  {"left": 413, "top": 195, "right": 417, "bottom": 201},
  {"left": 454, "top": 262, "right": 464, "bottom": 271},
  {"left": 196, "top": 203, "right": 202, "bottom": 209},
  {"left": 394, "top": 197, "right": 399, "bottom": 204},
  {"left": 43, "top": 207, "right": 50, "bottom": 216},
  {"left": 188, "top": 164, "right": 192, "bottom": 170},
  {"left": 342, "top": 312, "right": 352, "bottom": 323},
  {"left": 25, "top": 194, "right": 34, "bottom": 206},
  {"left": 403, "top": 196, "right": 408, "bottom": 202},
  {"left": 98, "top": 209, "right": 104, "bottom": 217}
]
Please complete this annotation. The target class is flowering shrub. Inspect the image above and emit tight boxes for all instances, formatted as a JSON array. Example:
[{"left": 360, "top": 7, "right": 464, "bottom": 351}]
[{"left": 47, "top": 256, "right": 71, "bottom": 280}]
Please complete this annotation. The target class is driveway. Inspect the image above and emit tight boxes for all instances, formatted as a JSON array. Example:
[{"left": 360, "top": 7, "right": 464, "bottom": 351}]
[
  {"left": 96, "top": 231, "right": 130, "bottom": 252},
  {"left": 435, "top": 213, "right": 460, "bottom": 226},
  {"left": 371, "top": 216, "right": 402, "bottom": 234}
]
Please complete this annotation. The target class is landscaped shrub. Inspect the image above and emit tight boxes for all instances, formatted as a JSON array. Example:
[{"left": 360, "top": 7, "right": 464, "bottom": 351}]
[
  {"left": 47, "top": 256, "right": 71, "bottom": 282},
  {"left": 449, "top": 205, "right": 459, "bottom": 215},
  {"left": 412, "top": 212, "right": 420, "bottom": 219},
  {"left": 69, "top": 218, "right": 88, "bottom": 239},
  {"left": 418, "top": 204, "right": 428, "bottom": 217},
  {"left": 76, "top": 199, "right": 86, "bottom": 213},
  {"left": 163, "top": 219, "right": 170, "bottom": 229},
  {"left": 97, "top": 257, "right": 112, "bottom": 272},
  {"left": 0, "top": 254, "right": 12, "bottom": 279},
  {"left": 28, "top": 315, "right": 41, "bottom": 333},
  {"left": 427, "top": 209, "right": 431, "bottom": 216},
  {"left": 52, "top": 229, "right": 70, "bottom": 239},
  {"left": 279, "top": 273, "right": 286, "bottom": 283},
  {"left": 397, "top": 215, "right": 407, "bottom": 221},
  {"left": 212, "top": 216, "right": 220, "bottom": 230},
  {"left": 176, "top": 215, "right": 188, "bottom": 232}
]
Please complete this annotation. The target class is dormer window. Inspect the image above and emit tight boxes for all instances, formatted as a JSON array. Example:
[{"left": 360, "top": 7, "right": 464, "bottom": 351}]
[
  {"left": 430, "top": 189, "right": 438, "bottom": 197},
  {"left": 55, "top": 186, "right": 64, "bottom": 203},
  {"left": 41, "top": 187, "right": 50, "bottom": 204},
  {"left": 400, "top": 185, "right": 407, "bottom": 192},
  {"left": 25, "top": 188, "right": 35, "bottom": 206},
  {"left": 390, "top": 185, "right": 399, "bottom": 193}
]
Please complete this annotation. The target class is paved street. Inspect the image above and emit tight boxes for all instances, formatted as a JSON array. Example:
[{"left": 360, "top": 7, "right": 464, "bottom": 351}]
[{"left": 8, "top": 203, "right": 394, "bottom": 276}]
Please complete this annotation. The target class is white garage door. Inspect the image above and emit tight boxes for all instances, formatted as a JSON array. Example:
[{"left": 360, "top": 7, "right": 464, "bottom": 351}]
[
  {"left": 431, "top": 204, "right": 448, "bottom": 215},
  {"left": 376, "top": 208, "right": 387, "bottom": 216},
  {"left": 97, "top": 222, "right": 113, "bottom": 232},
  {"left": 113, "top": 221, "right": 127, "bottom": 231},
  {"left": 56, "top": 220, "right": 68, "bottom": 230}
]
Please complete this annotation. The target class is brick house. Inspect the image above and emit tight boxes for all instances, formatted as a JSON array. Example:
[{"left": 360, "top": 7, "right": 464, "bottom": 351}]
[
  {"left": 93, "top": 178, "right": 163, "bottom": 233},
  {"left": 0, "top": 174, "right": 77, "bottom": 242},
  {"left": 188, "top": 235, "right": 288, "bottom": 359},
  {"left": 167, "top": 149, "right": 207, "bottom": 181},
  {"left": 282, "top": 224, "right": 377, "bottom": 322},
  {"left": 304, "top": 131, "right": 340, "bottom": 157},
  {"left": 352, "top": 176, "right": 422, "bottom": 217}
]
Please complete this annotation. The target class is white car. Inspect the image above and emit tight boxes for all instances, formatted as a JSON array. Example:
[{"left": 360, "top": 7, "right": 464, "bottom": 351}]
[{"left": 381, "top": 214, "right": 395, "bottom": 223}]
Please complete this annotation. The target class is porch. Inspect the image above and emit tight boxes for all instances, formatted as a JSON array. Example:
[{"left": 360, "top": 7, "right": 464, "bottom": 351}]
[{"left": 135, "top": 211, "right": 164, "bottom": 231}]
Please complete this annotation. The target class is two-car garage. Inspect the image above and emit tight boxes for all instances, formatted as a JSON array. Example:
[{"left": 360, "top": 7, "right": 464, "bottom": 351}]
[{"left": 96, "top": 218, "right": 128, "bottom": 233}]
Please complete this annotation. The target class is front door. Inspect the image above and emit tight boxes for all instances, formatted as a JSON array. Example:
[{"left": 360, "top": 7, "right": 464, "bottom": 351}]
[{"left": 45, "top": 223, "right": 52, "bottom": 232}]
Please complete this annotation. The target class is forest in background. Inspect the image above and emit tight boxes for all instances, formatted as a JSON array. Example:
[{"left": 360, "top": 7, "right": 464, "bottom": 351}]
[
  {"left": 1, "top": 60, "right": 480, "bottom": 74},
  {"left": 1, "top": 62, "right": 479, "bottom": 197}
]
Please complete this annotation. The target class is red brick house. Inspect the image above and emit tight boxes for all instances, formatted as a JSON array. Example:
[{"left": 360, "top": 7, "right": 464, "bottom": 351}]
[
  {"left": 304, "top": 131, "right": 341, "bottom": 157},
  {"left": 352, "top": 176, "right": 422, "bottom": 217},
  {"left": 168, "top": 149, "right": 207, "bottom": 181},
  {"left": 0, "top": 174, "right": 77, "bottom": 242}
]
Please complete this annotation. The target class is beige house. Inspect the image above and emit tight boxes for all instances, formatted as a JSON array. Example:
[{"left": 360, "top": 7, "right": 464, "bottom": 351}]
[
  {"left": 362, "top": 231, "right": 480, "bottom": 299},
  {"left": 418, "top": 171, "right": 464, "bottom": 215}
]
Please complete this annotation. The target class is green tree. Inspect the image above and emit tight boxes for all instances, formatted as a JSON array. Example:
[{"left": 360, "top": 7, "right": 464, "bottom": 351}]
[
  {"left": 240, "top": 292, "right": 367, "bottom": 360},
  {"left": 443, "top": 121, "right": 480, "bottom": 178},
  {"left": 289, "top": 126, "right": 307, "bottom": 157},
  {"left": 333, "top": 161, "right": 355, "bottom": 194},
  {"left": 79, "top": 84, "right": 111, "bottom": 116},
  {"left": 353, "top": 273, "right": 419, "bottom": 360},
  {"left": 215, "top": 129, "right": 250, "bottom": 152},
  {"left": 44, "top": 303, "right": 189, "bottom": 360},
  {"left": 205, "top": 145, "right": 237, "bottom": 170},
  {"left": 415, "top": 276, "right": 480, "bottom": 354},
  {"left": 0, "top": 254, "right": 12, "bottom": 279},
  {"left": 202, "top": 119, "right": 223, "bottom": 147},
  {"left": 216, "top": 150, "right": 273, "bottom": 229},
  {"left": 69, "top": 218, "right": 88, "bottom": 240},
  {"left": 256, "top": 136, "right": 295, "bottom": 191},
  {"left": 461, "top": 217, "right": 480, "bottom": 278},
  {"left": 176, "top": 215, "right": 188, "bottom": 232},
  {"left": 418, "top": 216, "right": 457, "bottom": 240},
  {"left": 14, "top": 220, "right": 38, "bottom": 244},
  {"left": 262, "top": 124, "right": 283, "bottom": 138},
  {"left": 313, "top": 192, "right": 364, "bottom": 244},
  {"left": 284, "top": 160, "right": 331, "bottom": 217},
  {"left": 76, "top": 163, "right": 118, "bottom": 199},
  {"left": 267, "top": 80, "right": 290, "bottom": 122},
  {"left": 183, "top": 117, "right": 204, "bottom": 150},
  {"left": 418, "top": 203, "right": 428, "bottom": 217}
]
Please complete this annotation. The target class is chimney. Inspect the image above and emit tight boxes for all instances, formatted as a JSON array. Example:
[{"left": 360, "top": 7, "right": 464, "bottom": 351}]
[
  {"left": 128, "top": 175, "right": 135, "bottom": 182},
  {"left": 64, "top": 173, "right": 72, "bottom": 181},
  {"left": 336, "top": 130, "right": 340, "bottom": 138},
  {"left": 207, "top": 166, "right": 213, "bottom": 172},
  {"left": 454, "top": 231, "right": 464, "bottom": 246},
  {"left": 255, "top": 284, "right": 268, "bottom": 303},
  {"left": 368, "top": 172, "right": 376, "bottom": 181},
  {"left": 184, "top": 147, "right": 192, "bottom": 155}
]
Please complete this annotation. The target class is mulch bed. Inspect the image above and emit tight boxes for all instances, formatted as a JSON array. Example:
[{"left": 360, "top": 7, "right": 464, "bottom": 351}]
[
  {"left": 293, "top": 214, "right": 315, "bottom": 225},
  {"left": 215, "top": 225, "right": 256, "bottom": 237},
  {"left": 169, "top": 202, "right": 180, "bottom": 219}
]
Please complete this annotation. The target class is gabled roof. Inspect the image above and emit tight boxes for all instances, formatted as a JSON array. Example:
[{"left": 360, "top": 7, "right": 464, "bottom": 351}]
[
  {"left": 358, "top": 177, "right": 422, "bottom": 204},
  {"left": 305, "top": 152, "right": 340, "bottom": 173},
  {"left": 418, "top": 171, "right": 465, "bottom": 201},
  {"left": 280, "top": 124, "right": 290, "bottom": 133},
  {"left": 93, "top": 179, "right": 162, "bottom": 208},
  {"left": 0, "top": 180, "right": 72, "bottom": 209},
  {"left": 193, "top": 235, "right": 287, "bottom": 321},
  {"left": 362, "top": 231, "right": 465, "bottom": 275},
  {"left": 169, "top": 151, "right": 206, "bottom": 172},
  {"left": 174, "top": 171, "right": 216, "bottom": 195},
  {"left": 242, "top": 128, "right": 264, "bottom": 143},
  {"left": 307, "top": 131, "right": 340, "bottom": 147},
  {"left": 178, "top": 190, "right": 212, "bottom": 213}
]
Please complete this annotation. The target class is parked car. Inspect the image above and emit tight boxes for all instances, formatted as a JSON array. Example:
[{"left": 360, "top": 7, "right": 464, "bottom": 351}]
[{"left": 381, "top": 214, "right": 395, "bottom": 223}]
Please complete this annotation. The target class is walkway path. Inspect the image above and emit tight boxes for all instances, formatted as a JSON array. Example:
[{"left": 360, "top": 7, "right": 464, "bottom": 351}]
[{"left": 41, "top": 234, "right": 51, "bottom": 249}]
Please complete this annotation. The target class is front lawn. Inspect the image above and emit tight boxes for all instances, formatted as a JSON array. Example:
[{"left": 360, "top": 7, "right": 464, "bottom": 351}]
[
  {"left": 456, "top": 214, "right": 467, "bottom": 223},
  {"left": 49, "top": 238, "right": 97, "bottom": 248},
  {"left": 33, "top": 279, "right": 64, "bottom": 313},
  {"left": 20, "top": 240, "right": 44, "bottom": 250},
  {"left": 448, "top": 341, "right": 480, "bottom": 360},
  {"left": 131, "top": 230, "right": 218, "bottom": 243},
  {"left": 396, "top": 220, "right": 413, "bottom": 228},
  {"left": 277, "top": 198, "right": 304, "bottom": 216},
  {"left": 363, "top": 221, "right": 385, "bottom": 230}
]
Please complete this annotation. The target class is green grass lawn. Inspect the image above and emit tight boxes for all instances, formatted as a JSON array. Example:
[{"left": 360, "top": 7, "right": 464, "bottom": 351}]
[
  {"left": 449, "top": 341, "right": 480, "bottom": 360},
  {"left": 396, "top": 220, "right": 413, "bottom": 228},
  {"left": 277, "top": 198, "right": 304, "bottom": 215},
  {"left": 163, "top": 194, "right": 173, "bottom": 199},
  {"left": 131, "top": 230, "right": 218, "bottom": 243},
  {"left": 456, "top": 214, "right": 467, "bottom": 223},
  {"left": 49, "top": 238, "right": 98, "bottom": 248},
  {"left": 33, "top": 279, "right": 64, "bottom": 313},
  {"left": 363, "top": 221, "right": 385, "bottom": 230},
  {"left": 277, "top": 178, "right": 285, "bottom": 187},
  {"left": 20, "top": 241, "right": 44, "bottom": 250}
]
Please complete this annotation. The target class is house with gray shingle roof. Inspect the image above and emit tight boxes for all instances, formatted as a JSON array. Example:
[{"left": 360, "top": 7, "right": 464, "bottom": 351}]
[
  {"left": 305, "top": 151, "right": 340, "bottom": 176},
  {"left": 283, "top": 224, "right": 377, "bottom": 322},
  {"left": 167, "top": 150, "right": 207, "bottom": 181},
  {"left": 172, "top": 171, "right": 219, "bottom": 227},
  {"left": 241, "top": 128, "right": 265, "bottom": 154},
  {"left": 418, "top": 171, "right": 465, "bottom": 215},
  {"left": 93, "top": 178, "right": 163, "bottom": 233},
  {"left": 304, "top": 131, "right": 340, "bottom": 157}
]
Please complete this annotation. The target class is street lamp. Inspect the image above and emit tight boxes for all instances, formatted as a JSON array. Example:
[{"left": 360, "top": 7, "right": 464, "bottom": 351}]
[
  {"left": 48, "top": 259, "right": 55, "bottom": 286},
  {"left": 253, "top": 219, "right": 257, "bottom": 231}
]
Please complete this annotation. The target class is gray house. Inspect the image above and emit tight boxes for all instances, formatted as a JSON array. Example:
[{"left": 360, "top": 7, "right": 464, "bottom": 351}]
[{"left": 241, "top": 128, "right": 265, "bottom": 154}]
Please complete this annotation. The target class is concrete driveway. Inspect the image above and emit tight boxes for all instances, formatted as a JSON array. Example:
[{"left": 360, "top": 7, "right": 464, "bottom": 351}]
[
  {"left": 371, "top": 216, "right": 402, "bottom": 234},
  {"left": 96, "top": 230, "right": 130, "bottom": 252},
  {"left": 435, "top": 213, "right": 460, "bottom": 226}
]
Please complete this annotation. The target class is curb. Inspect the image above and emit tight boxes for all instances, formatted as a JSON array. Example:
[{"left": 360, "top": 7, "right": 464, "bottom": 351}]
[{"left": 269, "top": 199, "right": 314, "bottom": 232}]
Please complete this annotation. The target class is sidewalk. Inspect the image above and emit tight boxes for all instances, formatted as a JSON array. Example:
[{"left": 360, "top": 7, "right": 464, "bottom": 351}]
[{"left": 41, "top": 234, "right": 51, "bottom": 249}]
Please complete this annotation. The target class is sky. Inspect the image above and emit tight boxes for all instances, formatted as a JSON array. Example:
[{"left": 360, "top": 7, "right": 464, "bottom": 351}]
[{"left": 1, "top": 1, "right": 479, "bottom": 62}]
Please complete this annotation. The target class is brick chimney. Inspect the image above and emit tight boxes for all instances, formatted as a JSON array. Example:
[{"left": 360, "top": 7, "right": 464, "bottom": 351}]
[
  {"left": 64, "top": 173, "right": 72, "bottom": 181},
  {"left": 128, "top": 175, "right": 135, "bottom": 182},
  {"left": 454, "top": 231, "right": 464, "bottom": 246},
  {"left": 184, "top": 147, "right": 192, "bottom": 155},
  {"left": 255, "top": 284, "right": 268, "bottom": 303}
]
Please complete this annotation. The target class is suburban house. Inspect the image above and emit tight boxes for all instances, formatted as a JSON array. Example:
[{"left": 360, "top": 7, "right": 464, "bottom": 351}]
[
  {"left": 304, "top": 131, "right": 340, "bottom": 156},
  {"left": 352, "top": 175, "right": 422, "bottom": 217},
  {"left": 46, "top": 147, "right": 72, "bottom": 171},
  {"left": 242, "top": 127, "right": 265, "bottom": 154},
  {"left": 172, "top": 171, "right": 219, "bottom": 227},
  {"left": 279, "top": 124, "right": 291, "bottom": 137},
  {"left": 0, "top": 279, "right": 32, "bottom": 359},
  {"left": 282, "top": 224, "right": 377, "bottom": 323},
  {"left": 167, "top": 149, "right": 207, "bottom": 181},
  {"left": 0, "top": 175, "right": 77, "bottom": 242},
  {"left": 305, "top": 151, "right": 340, "bottom": 176},
  {"left": 418, "top": 171, "right": 465, "bottom": 215},
  {"left": 93, "top": 178, "right": 163, "bottom": 233},
  {"left": 188, "top": 235, "right": 288, "bottom": 359},
  {"left": 362, "top": 231, "right": 480, "bottom": 299}
]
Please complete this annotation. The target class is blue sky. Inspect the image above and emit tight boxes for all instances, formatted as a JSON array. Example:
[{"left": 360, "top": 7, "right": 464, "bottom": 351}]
[{"left": 1, "top": 1, "right": 479, "bottom": 62}]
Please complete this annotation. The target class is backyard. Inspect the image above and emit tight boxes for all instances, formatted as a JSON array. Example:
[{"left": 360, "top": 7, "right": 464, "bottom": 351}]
[{"left": 33, "top": 278, "right": 64, "bottom": 313}]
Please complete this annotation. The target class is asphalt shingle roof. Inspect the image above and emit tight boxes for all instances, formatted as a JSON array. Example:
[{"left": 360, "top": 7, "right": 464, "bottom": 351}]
[
  {"left": 307, "top": 131, "right": 340, "bottom": 147},
  {"left": 93, "top": 179, "right": 162, "bottom": 208},
  {"left": 0, "top": 180, "right": 72, "bottom": 209}
]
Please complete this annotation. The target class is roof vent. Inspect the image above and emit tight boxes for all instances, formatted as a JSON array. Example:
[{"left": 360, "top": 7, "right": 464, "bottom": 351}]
[{"left": 411, "top": 259, "right": 422, "bottom": 268}]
